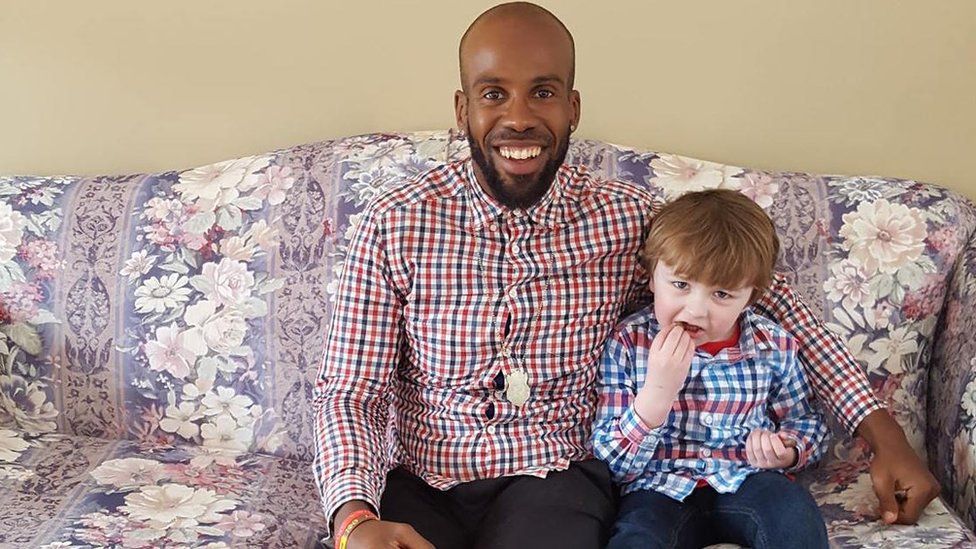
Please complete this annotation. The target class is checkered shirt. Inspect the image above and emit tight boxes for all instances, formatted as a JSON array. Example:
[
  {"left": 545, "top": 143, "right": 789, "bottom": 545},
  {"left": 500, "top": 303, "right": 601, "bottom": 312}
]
[
  {"left": 313, "top": 159, "right": 882, "bottom": 530},
  {"left": 592, "top": 306, "right": 829, "bottom": 500}
]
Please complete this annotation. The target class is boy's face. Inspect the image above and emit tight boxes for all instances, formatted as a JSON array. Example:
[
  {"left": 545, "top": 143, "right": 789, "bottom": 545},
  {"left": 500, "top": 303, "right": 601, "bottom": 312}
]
[{"left": 651, "top": 261, "right": 753, "bottom": 344}]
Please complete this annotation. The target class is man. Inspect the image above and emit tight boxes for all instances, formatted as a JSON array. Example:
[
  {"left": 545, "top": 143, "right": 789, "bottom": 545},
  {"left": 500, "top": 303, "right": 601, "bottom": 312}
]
[{"left": 314, "top": 3, "right": 939, "bottom": 548}]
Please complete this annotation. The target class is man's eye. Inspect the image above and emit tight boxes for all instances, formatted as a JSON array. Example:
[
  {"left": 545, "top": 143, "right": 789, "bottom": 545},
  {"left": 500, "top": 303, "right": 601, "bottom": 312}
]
[
  {"left": 671, "top": 281, "right": 688, "bottom": 290},
  {"left": 536, "top": 89, "right": 555, "bottom": 98},
  {"left": 483, "top": 91, "right": 503, "bottom": 100}
]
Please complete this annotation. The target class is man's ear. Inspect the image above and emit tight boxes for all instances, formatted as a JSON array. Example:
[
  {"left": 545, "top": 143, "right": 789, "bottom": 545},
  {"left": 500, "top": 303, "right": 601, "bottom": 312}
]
[
  {"left": 454, "top": 90, "right": 468, "bottom": 132},
  {"left": 570, "top": 89, "right": 581, "bottom": 131},
  {"left": 638, "top": 253, "right": 654, "bottom": 277}
]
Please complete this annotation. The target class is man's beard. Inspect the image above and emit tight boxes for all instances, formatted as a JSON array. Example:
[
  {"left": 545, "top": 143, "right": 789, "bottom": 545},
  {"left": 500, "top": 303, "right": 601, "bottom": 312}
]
[{"left": 468, "top": 132, "right": 570, "bottom": 210}]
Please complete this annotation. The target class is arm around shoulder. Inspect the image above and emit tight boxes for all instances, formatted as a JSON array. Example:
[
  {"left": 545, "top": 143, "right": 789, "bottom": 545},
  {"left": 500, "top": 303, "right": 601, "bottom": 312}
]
[{"left": 754, "top": 274, "right": 884, "bottom": 435}]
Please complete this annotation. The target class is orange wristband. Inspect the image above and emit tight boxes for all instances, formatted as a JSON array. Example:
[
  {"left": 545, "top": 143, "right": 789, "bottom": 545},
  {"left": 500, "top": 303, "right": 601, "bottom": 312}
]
[{"left": 337, "top": 509, "right": 378, "bottom": 549}]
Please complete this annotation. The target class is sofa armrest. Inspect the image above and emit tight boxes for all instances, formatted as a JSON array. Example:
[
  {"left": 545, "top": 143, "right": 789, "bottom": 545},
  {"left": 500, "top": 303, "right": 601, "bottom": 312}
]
[{"left": 929, "top": 226, "right": 976, "bottom": 528}]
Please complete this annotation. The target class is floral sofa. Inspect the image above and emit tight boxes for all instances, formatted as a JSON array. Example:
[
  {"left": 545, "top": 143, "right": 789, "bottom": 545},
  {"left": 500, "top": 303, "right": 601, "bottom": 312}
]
[{"left": 2, "top": 130, "right": 976, "bottom": 548}]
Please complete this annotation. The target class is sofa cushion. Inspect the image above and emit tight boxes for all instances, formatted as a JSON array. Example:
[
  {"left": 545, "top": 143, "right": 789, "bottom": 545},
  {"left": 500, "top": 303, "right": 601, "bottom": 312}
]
[
  {"left": 799, "top": 457, "right": 976, "bottom": 547},
  {"left": 0, "top": 429, "right": 327, "bottom": 547}
]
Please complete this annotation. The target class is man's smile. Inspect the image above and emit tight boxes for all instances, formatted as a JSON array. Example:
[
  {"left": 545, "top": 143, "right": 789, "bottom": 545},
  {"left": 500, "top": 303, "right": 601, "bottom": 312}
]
[
  {"left": 492, "top": 142, "right": 547, "bottom": 176},
  {"left": 498, "top": 145, "right": 542, "bottom": 159}
]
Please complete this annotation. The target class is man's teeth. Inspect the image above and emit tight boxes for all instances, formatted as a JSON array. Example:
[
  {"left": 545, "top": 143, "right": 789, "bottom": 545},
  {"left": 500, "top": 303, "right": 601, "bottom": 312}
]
[{"left": 499, "top": 146, "right": 542, "bottom": 160}]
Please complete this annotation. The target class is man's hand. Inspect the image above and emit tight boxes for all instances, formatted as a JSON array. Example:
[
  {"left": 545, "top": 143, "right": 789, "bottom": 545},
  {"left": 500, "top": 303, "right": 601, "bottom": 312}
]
[
  {"left": 746, "top": 429, "right": 798, "bottom": 469},
  {"left": 335, "top": 501, "right": 434, "bottom": 549},
  {"left": 858, "top": 410, "right": 940, "bottom": 524},
  {"left": 633, "top": 325, "right": 694, "bottom": 427},
  {"left": 347, "top": 519, "right": 435, "bottom": 549}
]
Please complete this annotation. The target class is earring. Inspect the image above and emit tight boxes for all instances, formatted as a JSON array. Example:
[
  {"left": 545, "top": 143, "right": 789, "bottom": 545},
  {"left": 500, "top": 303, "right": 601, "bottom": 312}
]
[{"left": 570, "top": 124, "right": 576, "bottom": 132}]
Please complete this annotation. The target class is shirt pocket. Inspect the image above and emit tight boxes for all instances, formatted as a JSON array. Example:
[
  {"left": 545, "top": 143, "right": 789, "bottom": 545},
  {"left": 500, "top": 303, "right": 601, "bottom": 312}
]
[
  {"left": 402, "top": 249, "right": 497, "bottom": 387},
  {"left": 533, "top": 271, "right": 624, "bottom": 382},
  {"left": 704, "top": 363, "right": 774, "bottom": 435}
]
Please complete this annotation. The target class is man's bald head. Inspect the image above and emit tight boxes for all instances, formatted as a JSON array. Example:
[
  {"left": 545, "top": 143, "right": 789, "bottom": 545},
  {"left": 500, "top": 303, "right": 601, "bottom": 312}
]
[
  {"left": 454, "top": 2, "right": 580, "bottom": 210},
  {"left": 459, "top": 2, "right": 576, "bottom": 92}
]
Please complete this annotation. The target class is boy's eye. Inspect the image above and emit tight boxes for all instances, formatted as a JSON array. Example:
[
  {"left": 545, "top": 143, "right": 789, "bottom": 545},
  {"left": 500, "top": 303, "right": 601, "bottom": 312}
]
[
  {"left": 671, "top": 281, "right": 688, "bottom": 290},
  {"left": 714, "top": 291, "right": 731, "bottom": 299}
]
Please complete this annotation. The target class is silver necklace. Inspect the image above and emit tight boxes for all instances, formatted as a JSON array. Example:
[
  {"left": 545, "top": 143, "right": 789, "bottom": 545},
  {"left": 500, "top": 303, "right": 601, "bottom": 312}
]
[{"left": 477, "top": 214, "right": 554, "bottom": 407}]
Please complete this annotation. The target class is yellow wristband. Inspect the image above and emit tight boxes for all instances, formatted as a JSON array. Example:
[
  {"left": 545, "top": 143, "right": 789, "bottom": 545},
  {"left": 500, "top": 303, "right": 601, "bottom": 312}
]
[{"left": 338, "top": 515, "right": 377, "bottom": 549}]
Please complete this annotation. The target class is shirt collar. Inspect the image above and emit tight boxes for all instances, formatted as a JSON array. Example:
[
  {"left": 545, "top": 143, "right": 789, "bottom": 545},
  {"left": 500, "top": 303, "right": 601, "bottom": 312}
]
[
  {"left": 728, "top": 310, "right": 762, "bottom": 361},
  {"left": 464, "top": 160, "right": 578, "bottom": 231}
]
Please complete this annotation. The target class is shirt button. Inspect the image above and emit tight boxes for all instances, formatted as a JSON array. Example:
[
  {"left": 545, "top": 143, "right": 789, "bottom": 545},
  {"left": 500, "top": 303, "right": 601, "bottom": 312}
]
[
  {"left": 511, "top": 243, "right": 521, "bottom": 254},
  {"left": 701, "top": 413, "right": 712, "bottom": 425},
  {"left": 489, "top": 223, "right": 498, "bottom": 232},
  {"left": 508, "top": 288, "right": 517, "bottom": 299},
  {"left": 700, "top": 448, "right": 711, "bottom": 458},
  {"left": 486, "top": 425, "right": 496, "bottom": 434}
]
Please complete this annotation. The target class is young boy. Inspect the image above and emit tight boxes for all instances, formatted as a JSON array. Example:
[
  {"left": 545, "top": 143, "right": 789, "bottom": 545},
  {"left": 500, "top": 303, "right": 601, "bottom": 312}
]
[{"left": 591, "top": 189, "right": 829, "bottom": 549}]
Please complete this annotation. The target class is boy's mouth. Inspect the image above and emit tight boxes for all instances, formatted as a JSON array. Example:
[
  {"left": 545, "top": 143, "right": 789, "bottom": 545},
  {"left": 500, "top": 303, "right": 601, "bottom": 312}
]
[{"left": 675, "top": 321, "right": 703, "bottom": 335}]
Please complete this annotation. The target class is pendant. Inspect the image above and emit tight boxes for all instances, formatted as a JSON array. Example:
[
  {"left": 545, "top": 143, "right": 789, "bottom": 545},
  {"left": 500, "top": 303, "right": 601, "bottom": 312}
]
[{"left": 505, "top": 368, "right": 531, "bottom": 407}]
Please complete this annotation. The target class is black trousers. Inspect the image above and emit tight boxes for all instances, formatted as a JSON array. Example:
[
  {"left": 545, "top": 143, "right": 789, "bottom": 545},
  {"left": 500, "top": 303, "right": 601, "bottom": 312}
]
[{"left": 379, "top": 460, "right": 617, "bottom": 549}]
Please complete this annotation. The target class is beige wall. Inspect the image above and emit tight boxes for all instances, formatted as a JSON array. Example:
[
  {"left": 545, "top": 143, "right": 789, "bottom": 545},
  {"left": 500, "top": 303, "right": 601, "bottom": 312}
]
[{"left": 1, "top": 1, "right": 974, "bottom": 199}]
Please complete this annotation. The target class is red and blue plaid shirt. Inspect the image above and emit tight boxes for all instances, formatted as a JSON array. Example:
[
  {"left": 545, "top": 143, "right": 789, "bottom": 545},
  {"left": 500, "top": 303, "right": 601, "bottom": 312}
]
[
  {"left": 313, "top": 159, "right": 882, "bottom": 529},
  {"left": 592, "top": 307, "right": 829, "bottom": 500}
]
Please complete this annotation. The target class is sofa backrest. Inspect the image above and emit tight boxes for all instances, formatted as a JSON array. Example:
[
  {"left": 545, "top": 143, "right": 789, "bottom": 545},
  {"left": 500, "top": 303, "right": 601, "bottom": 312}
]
[{"left": 1, "top": 131, "right": 973, "bottom": 464}]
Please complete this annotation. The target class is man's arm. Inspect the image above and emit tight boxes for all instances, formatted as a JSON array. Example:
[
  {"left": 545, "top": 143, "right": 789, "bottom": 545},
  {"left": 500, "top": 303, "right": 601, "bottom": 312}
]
[
  {"left": 754, "top": 273, "right": 939, "bottom": 524},
  {"left": 313, "top": 206, "right": 403, "bottom": 537},
  {"left": 754, "top": 274, "right": 883, "bottom": 433},
  {"left": 622, "top": 197, "right": 663, "bottom": 315}
]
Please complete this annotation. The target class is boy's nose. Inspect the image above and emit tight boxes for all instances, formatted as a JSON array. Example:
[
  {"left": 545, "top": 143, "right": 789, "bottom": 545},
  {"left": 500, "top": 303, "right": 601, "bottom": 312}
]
[{"left": 683, "top": 298, "right": 707, "bottom": 318}]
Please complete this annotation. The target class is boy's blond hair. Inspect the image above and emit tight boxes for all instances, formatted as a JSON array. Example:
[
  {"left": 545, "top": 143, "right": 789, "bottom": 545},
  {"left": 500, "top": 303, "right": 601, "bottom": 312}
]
[{"left": 640, "top": 189, "right": 779, "bottom": 303}]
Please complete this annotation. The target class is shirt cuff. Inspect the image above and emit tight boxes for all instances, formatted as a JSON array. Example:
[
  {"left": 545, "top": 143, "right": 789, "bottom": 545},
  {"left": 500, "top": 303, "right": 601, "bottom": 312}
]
[
  {"left": 620, "top": 405, "right": 663, "bottom": 450},
  {"left": 322, "top": 470, "right": 383, "bottom": 540},
  {"left": 835, "top": 376, "right": 887, "bottom": 436}
]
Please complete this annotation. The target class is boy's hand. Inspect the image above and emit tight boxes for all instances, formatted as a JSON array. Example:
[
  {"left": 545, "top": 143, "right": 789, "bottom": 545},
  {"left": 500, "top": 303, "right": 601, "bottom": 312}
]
[
  {"left": 633, "top": 324, "right": 695, "bottom": 427},
  {"left": 746, "top": 429, "right": 798, "bottom": 469}
]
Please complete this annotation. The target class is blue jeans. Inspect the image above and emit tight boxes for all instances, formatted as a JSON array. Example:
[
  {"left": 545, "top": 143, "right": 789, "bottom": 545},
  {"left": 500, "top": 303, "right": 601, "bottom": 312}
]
[{"left": 607, "top": 471, "right": 828, "bottom": 549}]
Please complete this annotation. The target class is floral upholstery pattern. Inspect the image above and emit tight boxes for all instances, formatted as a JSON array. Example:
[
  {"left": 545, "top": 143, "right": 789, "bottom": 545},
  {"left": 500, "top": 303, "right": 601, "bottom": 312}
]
[{"left": 2, "top": 130, "right": 976, "bottom": 547}]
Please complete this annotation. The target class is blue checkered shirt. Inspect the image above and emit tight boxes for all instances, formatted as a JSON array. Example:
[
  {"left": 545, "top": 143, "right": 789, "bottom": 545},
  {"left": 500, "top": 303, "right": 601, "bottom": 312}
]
[{"left": 591, "top": 306, "right": 828, "bottom": 500}]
